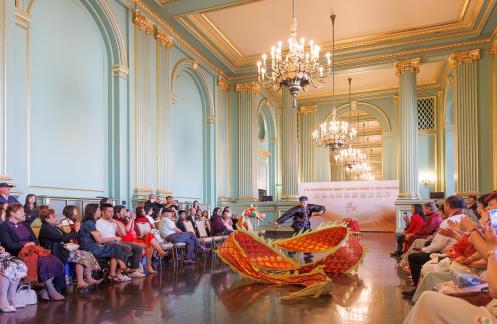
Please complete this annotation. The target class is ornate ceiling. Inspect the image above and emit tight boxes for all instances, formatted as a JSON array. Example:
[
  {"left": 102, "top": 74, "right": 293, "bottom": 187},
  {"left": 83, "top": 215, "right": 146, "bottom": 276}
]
[{"left": 143, "top": 0, "right": 497, "bottom": 97}]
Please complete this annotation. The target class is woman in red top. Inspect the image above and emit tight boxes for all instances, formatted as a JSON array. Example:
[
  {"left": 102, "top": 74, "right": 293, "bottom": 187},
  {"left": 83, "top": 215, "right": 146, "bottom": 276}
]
[
  {"left": 405, "top": 204, "right": 426, "bottom": 235},
  {"left": 404, "top": 201, "right": 441, "bottom": 251},
  {"left": 114, "top": 206, "right": 166, "bottom": 274}
]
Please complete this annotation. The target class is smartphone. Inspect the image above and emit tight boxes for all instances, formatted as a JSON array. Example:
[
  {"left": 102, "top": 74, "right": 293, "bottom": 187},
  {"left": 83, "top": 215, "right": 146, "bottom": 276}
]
[{"left": 490, "top": 209, "right": 497, "bottom": 230}]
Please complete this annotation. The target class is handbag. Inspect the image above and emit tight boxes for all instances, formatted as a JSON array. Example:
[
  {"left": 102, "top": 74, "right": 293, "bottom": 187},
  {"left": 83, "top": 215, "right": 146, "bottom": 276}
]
[{"left": 16, "top": 283, "right": 38, "bottom": 305}]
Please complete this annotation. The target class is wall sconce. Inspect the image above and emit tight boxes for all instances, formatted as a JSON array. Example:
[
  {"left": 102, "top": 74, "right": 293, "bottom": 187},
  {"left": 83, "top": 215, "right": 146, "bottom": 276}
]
[{"left": 419, "top": 172, "right": 436, "bottom": 187}]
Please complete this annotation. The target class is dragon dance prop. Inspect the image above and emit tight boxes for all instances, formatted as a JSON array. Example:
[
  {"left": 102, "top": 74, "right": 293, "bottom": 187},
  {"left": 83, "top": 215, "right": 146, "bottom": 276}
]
[{"left": 215, "top": 207, "right": 365, "bottom": 299}]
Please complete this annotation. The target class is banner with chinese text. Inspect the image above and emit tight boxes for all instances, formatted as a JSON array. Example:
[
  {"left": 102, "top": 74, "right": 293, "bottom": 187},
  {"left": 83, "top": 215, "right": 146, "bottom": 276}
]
[{"left": 298, "top": 180, "right": 399, "bottom": 232}]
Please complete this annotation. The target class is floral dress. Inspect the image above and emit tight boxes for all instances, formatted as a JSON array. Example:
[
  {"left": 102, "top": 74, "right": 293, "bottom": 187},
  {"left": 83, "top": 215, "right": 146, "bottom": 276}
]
[{"left": 0, "top": 251, "right": 27, "bottom": 282}]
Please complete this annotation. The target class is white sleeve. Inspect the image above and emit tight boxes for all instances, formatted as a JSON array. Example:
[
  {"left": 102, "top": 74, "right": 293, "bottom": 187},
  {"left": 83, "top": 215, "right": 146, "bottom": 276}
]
[{"left": 421, "top": 233, "right": 451, "bottom": 253}]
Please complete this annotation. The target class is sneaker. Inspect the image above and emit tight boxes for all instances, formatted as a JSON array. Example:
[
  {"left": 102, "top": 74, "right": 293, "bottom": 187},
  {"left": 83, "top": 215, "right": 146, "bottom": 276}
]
[
  {"left": 127, "top": 270, "right": 146, "bottom": 278},
  {"left": 117, "top": 273, "right": 131, "bottom": 282}
]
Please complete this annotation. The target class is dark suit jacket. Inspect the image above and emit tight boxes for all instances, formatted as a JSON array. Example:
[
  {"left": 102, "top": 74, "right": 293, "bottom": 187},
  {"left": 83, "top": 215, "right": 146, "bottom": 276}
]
[
  {"left": 39, "top": 223, "right": 78, "bottom": 262},
  {"left": 144, "top": 200, "right": 164, "bottom": 219},
  {"left": 0, "top": 221, "right": 39, "bottom": 256}
]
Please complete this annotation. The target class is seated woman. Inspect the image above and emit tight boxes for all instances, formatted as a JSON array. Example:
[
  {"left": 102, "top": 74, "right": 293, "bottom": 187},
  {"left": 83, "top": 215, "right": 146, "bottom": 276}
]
[
  {"left": 192, "top": 201, "right": 202, "bottom": 214},
  {"left": 114, "top": 206, "right": 166, "bottom": 274},
  {"left": 59, "top": 205, "right": 78, "bottom": 234},
  {"left": 78, "top": 203, "right": 132, "bottom": 283},
  {"left": 0, "top": 244, "right": 27, "bottom": 312},
  {"left": 211, "top": 208, "right": 232, "bottom": 236},
  {"left": 403, "top": 201, "right": 442, "bottom": 252},
  {"left": 391, "top": 204, "right": 426, "bottom": 257},
  {"left": 38, "top": 207, "right": 102, "bottom": 289},
  {"left": 0, "top": 204, "right": 65, "bottom": 301},
  {"left": 23, "top": 194, "right": 37, "bottom": 224}
]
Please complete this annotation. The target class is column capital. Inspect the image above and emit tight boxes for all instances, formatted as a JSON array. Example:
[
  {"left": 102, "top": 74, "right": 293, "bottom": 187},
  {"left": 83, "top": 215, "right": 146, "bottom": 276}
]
[
  {"left": 204, "top": 114, "right": 215, "bottom": 124},
  {"left": 155, "top": 28, "right": 173, "bottom": 48},
  {"left": 490, "top": 41, "right": 497, "bottom": 56},
  {"left": 235, "top": 82, "right": 260, "bottom": 93},
  {"left": 394, "top": 58, "right": 421, "bottom": 76},
  {"left": 132, "top": 9, "right": 154, "bottom": 35},
  {"left": 448, "top": 49, "right": 481, "bottom": 66},
  {"left": 217, "top": 76, "right": 230, "bottom": 92},
  {"left": 299, "top": 105, "right": 317, "bottom": 114}
]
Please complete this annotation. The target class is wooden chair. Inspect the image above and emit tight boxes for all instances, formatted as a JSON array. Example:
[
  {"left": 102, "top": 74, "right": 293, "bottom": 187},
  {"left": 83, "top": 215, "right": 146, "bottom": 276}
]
[
  {"left": 194, "top": 220, "right": 214, "bottom": 247},
  {"left": 32, "top": 226, "right": 41, "bottom": 238}
]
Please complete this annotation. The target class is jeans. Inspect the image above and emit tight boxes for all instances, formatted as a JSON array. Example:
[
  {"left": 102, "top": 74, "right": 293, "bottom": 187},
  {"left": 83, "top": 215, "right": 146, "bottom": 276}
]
[
  {"left": 408, "top": 251, "right": 431, "bottom": 286},
  {"left": 166, "top": 232, "right": 201, "bottom": 260},
  {"left": 121, "top": 242, "right": 144, "bottom": 269}
]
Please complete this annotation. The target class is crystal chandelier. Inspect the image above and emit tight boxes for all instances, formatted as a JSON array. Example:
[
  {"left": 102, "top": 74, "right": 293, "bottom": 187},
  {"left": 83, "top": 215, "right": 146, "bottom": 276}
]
[
  {"left": 257, "top": 0, "right": 331, "bottom": 108},
  {"left": 335, "top": 78, "right": 364, "bottom": 170},
  {"left": 311, "top": 15, "right": 351, "bottom": 151}
]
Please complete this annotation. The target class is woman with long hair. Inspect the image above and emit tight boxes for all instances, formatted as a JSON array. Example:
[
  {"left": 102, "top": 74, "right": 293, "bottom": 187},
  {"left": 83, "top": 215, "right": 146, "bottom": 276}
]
[{"left": 23, "top": 194, "right": 37, "bottom": 224}]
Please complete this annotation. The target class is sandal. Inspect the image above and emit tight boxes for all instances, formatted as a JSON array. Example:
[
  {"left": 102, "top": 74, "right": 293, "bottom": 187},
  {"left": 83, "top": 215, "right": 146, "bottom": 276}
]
[{"left": 107, "top": 275, "right": 124, "bottom": 283}]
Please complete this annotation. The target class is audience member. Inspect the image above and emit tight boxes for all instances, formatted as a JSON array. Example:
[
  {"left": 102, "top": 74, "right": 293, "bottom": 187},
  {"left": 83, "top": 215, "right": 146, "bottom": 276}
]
[
  {"left": 176, "top": 210, "right": 188, "bottom": 232},
  {"left": 201, "top": 210, "right": 209, "bottom": 221},
  {"left": 0, "top": 204, "right": 65, "bottom": 300},
  {"left": 403, "top": 195, "right": 465, "bottom": 297},
  {"left": 78, "top": 203, "right": 132, "bottom": 283},
  {"left": 195, "top": 208, "right": 203, "bottom": 221},
  {"left": 143, "top": 194, "right": 164, "bottom": 220},
  {"left": 23, "top": 194, "right": 37, "bottom": 224},
  {"left": 0, "top": 203, "right": 7, "bottom": 223},
  {"left": 99, "top": 197, "right": 112, "bottom": 206},
  {"left": 466, "top": 195, "right": 479, "bottom": 219},
  {"left": 0, "top": 183, "right": 19, "bottom": 204},
  {"left": 391, "top": 204, "right": 426, "bottom": 257},
  {"left": 0, "top": 244, "right": 27, "bottom": 312},
  {"left": 403, "top": 201, "right": 442, "bottom": 252},
  {"left": 192, "top": 200, "right": 202, "bottom": 213},
  {"left": 96, "top": 203, "right": 144, "bottom": 278},
  {"left": 159, "top": 209, "right": 205, "bottom": 264},
  {"left": 38, "top": 208, "right": 102, "bottom": 289},
  {"left": 29, "top": 205, "right": 48, "bottom": 228},
  {"left": 211, "top": 208, "right": 231, "bottom": 236},
  {"left": 118, "top": 206, "right": 167, "bottom": 274},
  {"left": 60, "top": 205, "right": 78, "bottom": 234}
]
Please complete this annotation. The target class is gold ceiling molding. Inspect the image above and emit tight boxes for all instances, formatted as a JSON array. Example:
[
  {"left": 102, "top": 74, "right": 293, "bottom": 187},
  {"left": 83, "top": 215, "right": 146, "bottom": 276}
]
[
  {"left": 155, "top": 27, "right": 173, "bottom": 48},
  {"left": 394, "top": 58, "right": 422, "bottom": 75},
  {"left": 133, "top": 9, "right": 154, "bottom": 35},
  {"left": 217, "top": 76, "right": 230, "bottom": 92},
  {"left": 235, "top": 81, "right": 260, "bottom": 93},
  {"left": 489, "top": 41, "right": 497, "bottom": 55},
  {"left": 299, "top": 105, "right": 318, "bottom": 114},
  {"left": 178, "top": 0, "right": 487, "bottom": 70},
  {"left": 448, "top": 49, "right": 481, "bottom": 66}
]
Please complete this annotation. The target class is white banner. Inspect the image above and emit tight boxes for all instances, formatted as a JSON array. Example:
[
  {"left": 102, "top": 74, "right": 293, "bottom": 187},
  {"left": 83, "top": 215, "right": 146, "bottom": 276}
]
[{"left": 298, "top": 180, "right": 399, "bottom": 232}]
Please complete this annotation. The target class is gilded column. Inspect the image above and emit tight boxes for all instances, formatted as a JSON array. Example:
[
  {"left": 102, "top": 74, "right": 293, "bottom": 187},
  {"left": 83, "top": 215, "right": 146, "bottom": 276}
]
[
  {"left": 395, "top": 58, "right": 421, "bottom": 199},
  {"left": 449, "top": 49, "right": 481, "bottom": 195},
  {"left": 217, "top": 76, "right": 231, "bottom": 202},
  {"left": 236, "top": 82, "right": 259, "bottom": 201},
  {"left": 281, "top": 91, "right": 299, "bottom": 200},
  {"left": 133, "top": 10, "right": 154, "bottom": 198},
  {"left": 490, "top": 43, "right": 497, "bottom": 190},
  {"left": 299, "top": 105, "right": 317, "bottom": 182},
  {"left": 155, "top": 27, "right": 173, "bottom": 196}
]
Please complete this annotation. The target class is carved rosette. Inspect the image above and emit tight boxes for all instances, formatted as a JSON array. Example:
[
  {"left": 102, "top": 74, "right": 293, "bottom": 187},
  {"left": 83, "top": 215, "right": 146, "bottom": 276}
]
[
  {"left": 448, "top": 49, "right": 481, "bottom": 66},
  {"left": 217, "top": 76, "right": 230, "bottom": 93},
  {"left": 132, "top": 9, "right": 154, "bottom": 35},
  {"left": 394, "top": 58, "right": 422, "bottom": 76},
  {"left": 155, "top": 28, "right": 173, "bottom": 48},
  {"left": 235, "top": 82, "right": 260, "bottom": 93}
]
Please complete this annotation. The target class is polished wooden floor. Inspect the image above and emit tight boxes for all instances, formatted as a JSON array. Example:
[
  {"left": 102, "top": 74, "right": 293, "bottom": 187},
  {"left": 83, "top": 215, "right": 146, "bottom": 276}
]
[{"left": 4, "top": 233, "right": 411, "bottom": 324}]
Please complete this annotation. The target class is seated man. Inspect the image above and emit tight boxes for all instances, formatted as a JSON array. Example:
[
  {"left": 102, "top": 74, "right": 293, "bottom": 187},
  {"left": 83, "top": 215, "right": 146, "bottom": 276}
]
[
  {"left": 403, "top": 195, "right": 466, "bottom": 298},
  {"left": 0, "top": 183, "right": 20, "bottom": 204},
  {"left": 96, "top": 203, "right": 145, "bottom": 278},
  {"left": 159, "top": 209, "right": 205, "bottom": 264},
  {"left": 143, "top": 194, "right": 164, "bottom": 220}
]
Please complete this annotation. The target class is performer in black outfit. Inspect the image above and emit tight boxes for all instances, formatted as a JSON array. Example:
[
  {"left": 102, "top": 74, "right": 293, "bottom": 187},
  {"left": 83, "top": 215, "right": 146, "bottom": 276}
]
[{"left": 273, "top": 196, "right": 325, "bottom": 263}]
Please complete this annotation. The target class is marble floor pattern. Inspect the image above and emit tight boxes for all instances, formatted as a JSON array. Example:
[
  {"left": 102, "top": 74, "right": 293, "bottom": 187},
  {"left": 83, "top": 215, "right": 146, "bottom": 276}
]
[{"left": 3, "top": 233, "right": 412, "bottom": 324}]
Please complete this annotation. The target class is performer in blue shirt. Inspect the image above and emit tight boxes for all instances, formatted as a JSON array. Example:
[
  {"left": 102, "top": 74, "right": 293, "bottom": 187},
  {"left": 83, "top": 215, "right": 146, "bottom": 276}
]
[{"left": 274, "top": 196, "right": 325, "bottom": 263}]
